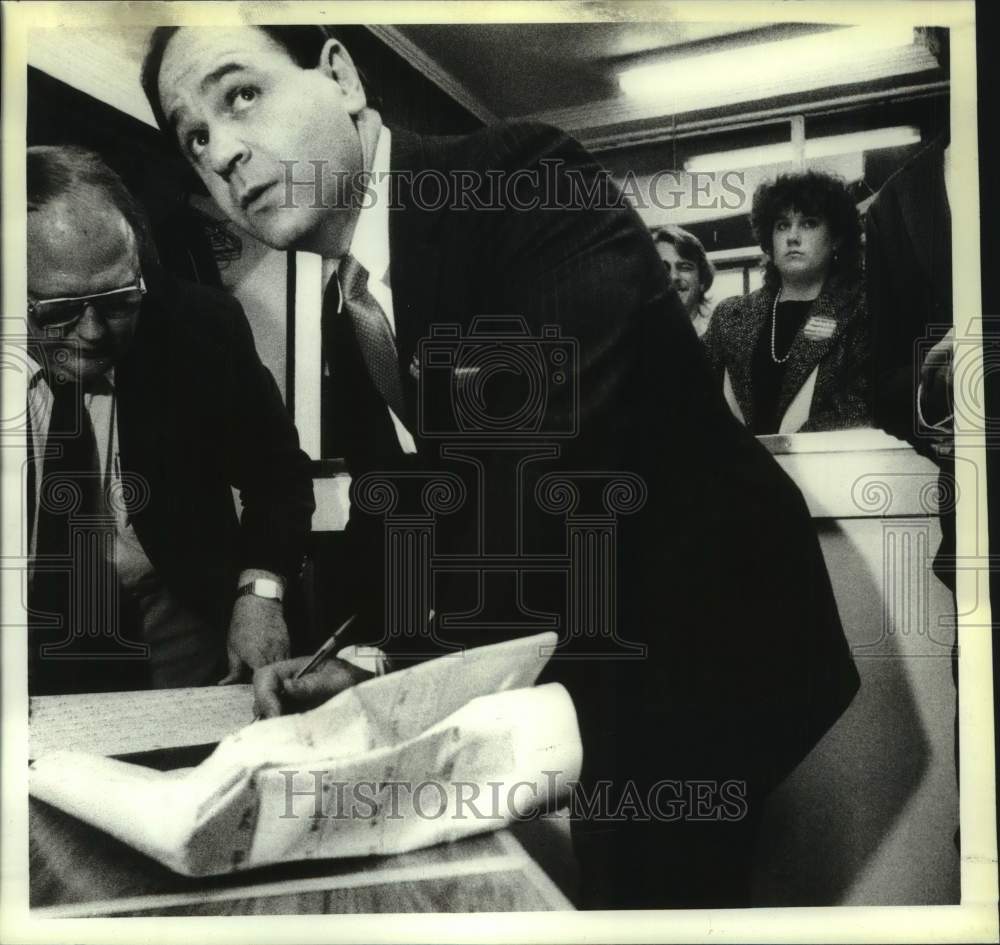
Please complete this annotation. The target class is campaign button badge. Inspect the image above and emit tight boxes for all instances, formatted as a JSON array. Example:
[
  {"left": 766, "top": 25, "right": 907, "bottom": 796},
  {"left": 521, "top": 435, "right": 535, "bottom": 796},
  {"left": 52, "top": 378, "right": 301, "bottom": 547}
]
[{"left": 803, "top": 316, "right": 837, "bottom": 340}]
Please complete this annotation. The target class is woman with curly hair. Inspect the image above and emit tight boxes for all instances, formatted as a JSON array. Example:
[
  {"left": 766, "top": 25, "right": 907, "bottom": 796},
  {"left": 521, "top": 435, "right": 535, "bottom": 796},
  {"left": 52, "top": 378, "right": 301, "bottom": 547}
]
[{"left": 704, "top": 170, "right": 871, "bottom": 434}]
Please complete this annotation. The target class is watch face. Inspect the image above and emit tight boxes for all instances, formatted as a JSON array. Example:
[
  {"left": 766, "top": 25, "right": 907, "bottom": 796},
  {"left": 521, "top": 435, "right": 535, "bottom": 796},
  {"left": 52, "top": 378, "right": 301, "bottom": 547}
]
[{"left": 241, "top": 579, "right": 283, "bottom": 601}]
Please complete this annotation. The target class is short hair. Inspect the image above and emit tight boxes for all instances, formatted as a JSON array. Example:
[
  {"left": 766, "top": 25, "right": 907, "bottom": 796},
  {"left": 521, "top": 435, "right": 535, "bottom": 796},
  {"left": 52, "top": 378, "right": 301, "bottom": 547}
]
[
  {"left": 750, "top": 170, "right": 862, "bottom": 290},
  {"left": 650, "top": 224, "right": 715, "bottom": 310},
  {"left": 27, "top": 145, "right": 158, "bottom": 272},
  {"left": 141, "top": 25, "right": 371, "bottom": 148}
]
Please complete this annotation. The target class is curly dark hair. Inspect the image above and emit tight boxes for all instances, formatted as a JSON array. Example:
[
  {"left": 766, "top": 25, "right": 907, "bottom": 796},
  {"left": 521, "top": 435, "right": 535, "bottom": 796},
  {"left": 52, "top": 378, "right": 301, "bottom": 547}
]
[{"left": 750, "top": 170, "right": 862, "bottom": 291}]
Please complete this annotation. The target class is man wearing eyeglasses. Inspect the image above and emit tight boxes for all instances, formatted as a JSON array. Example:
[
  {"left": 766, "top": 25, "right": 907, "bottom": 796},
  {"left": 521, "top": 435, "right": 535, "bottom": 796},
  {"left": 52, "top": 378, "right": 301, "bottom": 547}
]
[{"left": 25, "top": 145, "right": 315, "bottom": 696}]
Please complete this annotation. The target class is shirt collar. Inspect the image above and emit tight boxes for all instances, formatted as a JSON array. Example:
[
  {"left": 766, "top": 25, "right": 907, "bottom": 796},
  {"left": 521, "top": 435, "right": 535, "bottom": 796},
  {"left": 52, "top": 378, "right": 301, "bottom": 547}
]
[
  {"left": 26, "top": 351, "right": 45, "bottom": 390},
  {"left": 347, "top": 124, "right": 392, "bottom": 288}
]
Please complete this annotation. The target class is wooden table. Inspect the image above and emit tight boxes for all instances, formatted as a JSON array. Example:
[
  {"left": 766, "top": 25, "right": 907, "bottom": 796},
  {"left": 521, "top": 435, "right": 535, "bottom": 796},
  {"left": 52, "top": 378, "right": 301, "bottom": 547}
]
[{"left": 30, "top": 786, "right": 575, "bottom": 915}]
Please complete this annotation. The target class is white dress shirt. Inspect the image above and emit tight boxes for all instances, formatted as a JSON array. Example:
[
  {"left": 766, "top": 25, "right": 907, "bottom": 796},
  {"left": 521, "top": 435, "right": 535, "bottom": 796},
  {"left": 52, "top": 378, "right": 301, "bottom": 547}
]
[
  {"left": 691, "top": 309, "right": 712, "bottom": 339},
  {"left": 323, "top": 125, "right": 417, "bottom": 455},
  {"left": 27, "top": 359, "right": 122, "bottom": 560}
]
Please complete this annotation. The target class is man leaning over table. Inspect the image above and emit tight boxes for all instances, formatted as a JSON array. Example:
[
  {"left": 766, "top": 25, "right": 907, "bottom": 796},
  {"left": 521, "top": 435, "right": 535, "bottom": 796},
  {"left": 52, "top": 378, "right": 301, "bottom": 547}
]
[
  {"left": 143, "top": 24, "right": 860, "bottom": 908},
  {"left": 25, "top": 145, "right": 315, "bottom": 696}
]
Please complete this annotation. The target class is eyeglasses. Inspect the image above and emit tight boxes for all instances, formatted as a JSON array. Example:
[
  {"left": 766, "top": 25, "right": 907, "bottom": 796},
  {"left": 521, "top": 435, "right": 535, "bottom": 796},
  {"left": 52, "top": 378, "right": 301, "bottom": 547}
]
[{"left": 27, "top": 273, "right": 146, "bottom": 333}]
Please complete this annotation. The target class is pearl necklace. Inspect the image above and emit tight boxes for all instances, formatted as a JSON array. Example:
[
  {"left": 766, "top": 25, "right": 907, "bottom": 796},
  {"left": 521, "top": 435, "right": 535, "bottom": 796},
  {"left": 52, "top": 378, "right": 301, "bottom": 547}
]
[{"left": 770, "top": 288, "right": 791, "bottom": 364}]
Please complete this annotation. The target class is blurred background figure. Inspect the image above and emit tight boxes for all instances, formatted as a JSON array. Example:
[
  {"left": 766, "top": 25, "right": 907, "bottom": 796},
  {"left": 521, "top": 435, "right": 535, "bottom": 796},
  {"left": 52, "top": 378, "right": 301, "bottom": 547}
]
[
  {"left": 652, "top": 224, "right": 715, "bottom": 337},
  {"left": 704, "top": 170, "right": 870, "bottom": 434},
  {"left": 866, "top": 133, "right": 953, "bottom": 466}
]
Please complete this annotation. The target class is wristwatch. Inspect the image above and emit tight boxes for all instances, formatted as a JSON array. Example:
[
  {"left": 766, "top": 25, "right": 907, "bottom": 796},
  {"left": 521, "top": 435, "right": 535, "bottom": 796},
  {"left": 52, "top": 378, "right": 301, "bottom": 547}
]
[{"left": 236, "top": 577, "right": 284, "bottom": 604}]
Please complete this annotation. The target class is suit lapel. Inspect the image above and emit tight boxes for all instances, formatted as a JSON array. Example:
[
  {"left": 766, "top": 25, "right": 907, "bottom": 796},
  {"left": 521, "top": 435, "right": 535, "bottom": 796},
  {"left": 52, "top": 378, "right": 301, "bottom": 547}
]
[{"left": 732, "top": 290, "right": 772, "bottom": 429}]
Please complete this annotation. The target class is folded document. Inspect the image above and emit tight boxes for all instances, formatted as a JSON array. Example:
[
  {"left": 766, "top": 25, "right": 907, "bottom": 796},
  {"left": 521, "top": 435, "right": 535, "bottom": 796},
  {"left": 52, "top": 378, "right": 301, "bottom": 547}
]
[{"left": 29, "top": 632, "right": 582, "bottom": 876}]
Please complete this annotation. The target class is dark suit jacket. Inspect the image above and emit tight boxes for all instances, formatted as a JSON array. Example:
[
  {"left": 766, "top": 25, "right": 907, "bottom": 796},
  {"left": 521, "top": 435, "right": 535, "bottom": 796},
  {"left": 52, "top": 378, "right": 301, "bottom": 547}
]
[
  {"left": 866, "top": 136, "right": 951, "bottom": 456},
  {"left": 326, "top": 121, "right": 859, "bottom": 816},
  {"left": 866, "top": 136, "right": 954, "bottom": 592},
  {"left": 704, "top": 276, "right": 871, "bottom": 434},
  {"left": 116, "top": 270, "right": 315, "bottom": 641}
]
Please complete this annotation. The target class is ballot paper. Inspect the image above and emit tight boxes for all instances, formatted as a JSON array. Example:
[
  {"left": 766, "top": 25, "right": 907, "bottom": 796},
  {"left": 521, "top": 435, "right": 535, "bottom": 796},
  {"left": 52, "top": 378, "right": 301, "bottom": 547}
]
[
  {"left": 29, "top": 632, "right": 582, "bottom": 876},
  {"left": 28, "top": 685, "right": 255, "bottom": 760}
]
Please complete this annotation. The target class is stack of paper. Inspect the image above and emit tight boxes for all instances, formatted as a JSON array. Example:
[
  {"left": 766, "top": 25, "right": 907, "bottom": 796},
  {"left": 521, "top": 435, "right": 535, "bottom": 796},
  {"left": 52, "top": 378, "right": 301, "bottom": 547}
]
[{"left": 29, "top": 685, "right": 255, "bottom": 760}]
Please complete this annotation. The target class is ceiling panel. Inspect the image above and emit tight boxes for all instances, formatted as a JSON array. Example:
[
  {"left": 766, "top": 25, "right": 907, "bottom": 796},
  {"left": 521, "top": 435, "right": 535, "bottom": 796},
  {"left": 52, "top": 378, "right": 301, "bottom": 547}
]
[
  {"left": 395, "top": 22, "right": 786, "bottom": 116},
  {"left": 28, "top": 21, "right": 946, "bottom": 150}
]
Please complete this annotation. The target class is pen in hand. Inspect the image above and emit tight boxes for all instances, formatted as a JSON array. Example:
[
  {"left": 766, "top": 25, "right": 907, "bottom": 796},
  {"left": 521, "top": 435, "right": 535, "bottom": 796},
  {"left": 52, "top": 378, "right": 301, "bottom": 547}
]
[
  {"left": 252, "top": 614, "right": 357, "bottom": 721},
  {"left": 290, "top": 614, "right": 358, "bottom": 681}
]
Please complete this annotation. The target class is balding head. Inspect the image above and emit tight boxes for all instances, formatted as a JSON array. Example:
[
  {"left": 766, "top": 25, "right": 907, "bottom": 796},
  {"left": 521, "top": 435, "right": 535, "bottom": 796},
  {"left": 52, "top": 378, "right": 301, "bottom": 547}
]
[
  {"left": 28, "top": 186, "right": 137, "bottom": 290},
  {"left": 27, "top": 148, "right": 148, "bottom": 384},
  {"left": 27, "top": 145, "right": 157, "bottom": 273}
]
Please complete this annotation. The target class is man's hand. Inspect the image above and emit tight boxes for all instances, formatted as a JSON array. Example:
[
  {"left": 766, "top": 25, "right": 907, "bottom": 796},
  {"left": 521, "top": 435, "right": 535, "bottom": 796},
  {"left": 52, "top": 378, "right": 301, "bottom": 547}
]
[
  {"left": 219, "top": 595, "right": 291, "bottom": 684},
  {"left": 919, "top": 328, "right": 954, "bottom": 424},
  {"left": 919, "top": 328, "right": 955, "bottom": 461},
  {"left": 252, "top": 657, "right": 374, "bottom": 719}
]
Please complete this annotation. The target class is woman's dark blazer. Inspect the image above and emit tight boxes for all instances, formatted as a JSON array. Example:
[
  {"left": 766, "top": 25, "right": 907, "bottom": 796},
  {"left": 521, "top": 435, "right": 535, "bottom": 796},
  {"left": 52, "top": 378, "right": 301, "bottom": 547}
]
[{"left": 704, "top": 274, "right": 872, "bottom": 434}]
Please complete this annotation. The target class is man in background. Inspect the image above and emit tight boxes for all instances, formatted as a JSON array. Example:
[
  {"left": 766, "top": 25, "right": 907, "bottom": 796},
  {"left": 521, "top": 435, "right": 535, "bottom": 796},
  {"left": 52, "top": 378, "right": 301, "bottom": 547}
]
[
  {"left": 144, "top": 25, "right": 859, "bottom": 908},
  {"left": 868, "top": 134, "right": 954, "bottom": 469},
  {"left": 25, "top": 145, "right": 314, "bottom": 694},
  {"left": 652, "top": 224, "right": 716, "bottom": 337}
]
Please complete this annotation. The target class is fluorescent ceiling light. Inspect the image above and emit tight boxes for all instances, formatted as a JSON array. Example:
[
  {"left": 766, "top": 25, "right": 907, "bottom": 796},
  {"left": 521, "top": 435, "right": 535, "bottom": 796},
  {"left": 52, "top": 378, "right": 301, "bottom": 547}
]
[
  {"left": 684, "top": 126, "right": 921, "bottom": 172},
  {"left": 707, "top": 246, "right": 764, "bottom": 263},
  {"left": 618, "top": 25, "right": 917, "bottom": 111},
  {"left": 687, "top": 142, "right": 796, "bottom": 172},
  {"left": 806, "top": 127, "right": 921, "bottom": 159}
]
